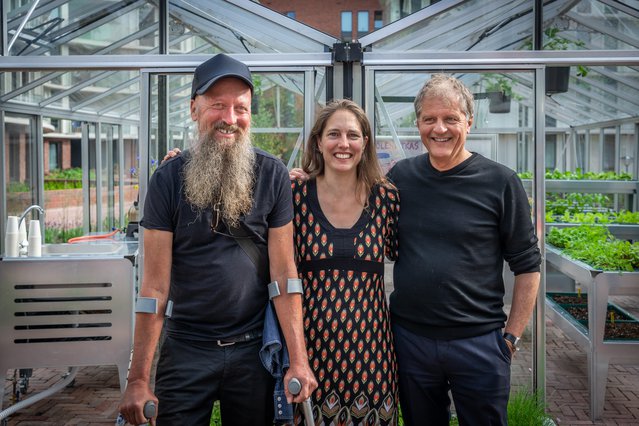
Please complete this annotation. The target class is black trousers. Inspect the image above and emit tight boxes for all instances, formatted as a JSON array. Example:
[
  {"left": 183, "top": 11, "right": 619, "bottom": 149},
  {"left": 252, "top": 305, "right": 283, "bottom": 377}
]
[
  {"left": 154, "top": 334, "right": 274, "bottom": 426},
  {"left": 393, "top": 324, "right": 511, "bottom": 426}
]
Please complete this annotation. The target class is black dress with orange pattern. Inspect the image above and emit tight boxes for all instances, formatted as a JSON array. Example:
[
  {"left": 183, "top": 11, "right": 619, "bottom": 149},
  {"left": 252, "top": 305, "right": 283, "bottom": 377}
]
[{"left": 292, "top": 179, "right": 400, "bottom": 426}]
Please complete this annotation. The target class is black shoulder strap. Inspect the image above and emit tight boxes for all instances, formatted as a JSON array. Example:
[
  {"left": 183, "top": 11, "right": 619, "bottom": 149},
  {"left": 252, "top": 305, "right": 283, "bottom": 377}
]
[{"left": 227, "top": 223, "right": 270, "bottom": 284}]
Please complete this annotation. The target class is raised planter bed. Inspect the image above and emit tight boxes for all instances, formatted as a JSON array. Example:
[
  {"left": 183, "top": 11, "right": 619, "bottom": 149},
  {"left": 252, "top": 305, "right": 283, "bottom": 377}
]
[
  {"left": 544, "top": 245, "right": 639, "bottom": 421},
  {"left": 546, "top": 292, "right": 639, "bottom": 341}
]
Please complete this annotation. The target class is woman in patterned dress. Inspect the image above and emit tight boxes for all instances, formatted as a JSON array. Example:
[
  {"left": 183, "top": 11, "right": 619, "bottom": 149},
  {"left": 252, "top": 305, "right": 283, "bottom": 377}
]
[{"left": 292, "top": 99, "right": 400, "bottom": 425}]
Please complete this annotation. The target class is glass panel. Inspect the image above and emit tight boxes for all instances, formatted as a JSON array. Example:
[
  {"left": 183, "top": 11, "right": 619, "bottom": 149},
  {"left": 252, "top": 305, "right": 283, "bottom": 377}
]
[
  {"left": 374, "top": 10, "right": 383, "bottom": 30},
  {"left": 545, "top": 0, "right": 639, "bottom": 51},
  {"left": 43, "top": 118, "right": 83, "bottom": 243},
  {"left": 7, "top": 1, "right": 159, "bottom": 56},
  {"left": 169, "top": 0, "right": 335, "bottom": 54},
  {"left": 252, "top": 73, "right": 306, "bottom": 167},
  {"left": 4, "top": 113, "right": 37, "bottom": 218},
  {"left": 370, "top": 0, "right": 638, "bottom": 54},
  {"left": 602, "top": 130, "right": 615, "bottom": 172},
  {"left": 372, "top": 0, "right": 534, "bottom": 52},
  {"left": 358, "top": 11, "right": 369, "bottom": 37},
  {"left": 341, "top": 11, "right": 353, "bottom": 40},
  {"left": 150, "top": 71, "right": 307, "bottom": 168},
  {"left": 1, "top": 70, "right": 141, "bottom": 118}
]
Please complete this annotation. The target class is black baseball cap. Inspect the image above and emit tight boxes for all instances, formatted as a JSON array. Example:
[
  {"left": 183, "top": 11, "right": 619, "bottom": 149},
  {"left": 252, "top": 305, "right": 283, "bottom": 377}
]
[{"left": 191, "top": 53, "right": 254, "bottom": 99}]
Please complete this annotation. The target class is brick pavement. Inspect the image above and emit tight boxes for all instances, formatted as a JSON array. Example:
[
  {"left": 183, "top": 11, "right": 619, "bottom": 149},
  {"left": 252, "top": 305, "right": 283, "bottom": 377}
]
[
  {"left": 4, "top": 283, "right": 639, "bottom": 425},
  {"left": 3, "top": 315, "right": 638, "bottom": 426}
]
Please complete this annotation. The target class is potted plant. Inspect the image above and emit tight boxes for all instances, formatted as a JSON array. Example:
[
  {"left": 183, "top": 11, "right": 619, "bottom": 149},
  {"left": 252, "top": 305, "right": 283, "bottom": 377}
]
[
  {"left": 484, "top": 75, "right": 520, "bottom": 114},
  {"left": 524, "top": 27, "right": 588, "bottom": 94}
]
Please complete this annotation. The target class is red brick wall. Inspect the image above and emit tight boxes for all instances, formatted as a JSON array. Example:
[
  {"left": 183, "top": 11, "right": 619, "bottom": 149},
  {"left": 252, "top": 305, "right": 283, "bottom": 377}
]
[{"left": 261, "top": 0, "right": 382, "bottom": 40}]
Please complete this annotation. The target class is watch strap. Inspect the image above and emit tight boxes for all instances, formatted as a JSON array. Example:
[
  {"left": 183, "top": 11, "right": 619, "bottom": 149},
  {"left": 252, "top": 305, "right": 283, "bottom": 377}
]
[{"left": 503, "top": 332, "right": 520, "bottom": 350}]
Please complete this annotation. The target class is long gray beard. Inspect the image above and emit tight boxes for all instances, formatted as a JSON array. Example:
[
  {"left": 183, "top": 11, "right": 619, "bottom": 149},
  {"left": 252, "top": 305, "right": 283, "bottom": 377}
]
[{"left": 183, "top": 127, "right": 256, "bottom": 227}]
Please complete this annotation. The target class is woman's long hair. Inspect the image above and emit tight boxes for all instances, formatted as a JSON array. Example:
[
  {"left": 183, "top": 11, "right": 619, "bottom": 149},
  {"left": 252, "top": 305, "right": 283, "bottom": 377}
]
[{"left": 301, "top": 99, "right": 389, "bottom": 201}]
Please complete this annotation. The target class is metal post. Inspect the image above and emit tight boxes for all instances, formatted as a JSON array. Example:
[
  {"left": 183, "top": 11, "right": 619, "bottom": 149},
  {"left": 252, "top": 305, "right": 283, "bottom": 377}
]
[
  {"left": 96, "top": 122, "right": 103, "bottom": 231},
  {"left": 533, "top": 64, "right": 547, "bottom": 401},
  {"left": 81, "top": 122, "right": 90, "bottom": 235}
]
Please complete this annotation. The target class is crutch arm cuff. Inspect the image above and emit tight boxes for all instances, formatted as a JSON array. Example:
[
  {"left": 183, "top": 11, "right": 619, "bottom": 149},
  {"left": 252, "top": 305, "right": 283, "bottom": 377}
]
[
  {"left": 268, "top": 281, "right": 281, "bottom": 300},
  {"left": 287, "top": 278, "right": 303, "bottom": 295}
]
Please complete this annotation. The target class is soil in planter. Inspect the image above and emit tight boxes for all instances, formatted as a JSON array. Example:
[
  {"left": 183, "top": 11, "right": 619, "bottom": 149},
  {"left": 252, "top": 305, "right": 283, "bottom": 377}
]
[
  {"left": 564, "top": 305, "right": 634, "bottom": 322},
  {"left": 605, "top": 323, "right": 639, "bottom": 339},
  {"left": 550, "top": 293, "right": 587, "bottom": 305},
  {"left": 562, "top": 305, "right": 639, "bottom": 340}
]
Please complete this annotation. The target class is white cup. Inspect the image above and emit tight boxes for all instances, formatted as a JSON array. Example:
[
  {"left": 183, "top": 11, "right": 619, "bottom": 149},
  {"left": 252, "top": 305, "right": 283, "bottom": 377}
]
[
  {"left": 28, "top": 220, "right": 42, "bottom": 257},
  {"left": 5, "top": 216, "right": 20, "bottom": 257}
]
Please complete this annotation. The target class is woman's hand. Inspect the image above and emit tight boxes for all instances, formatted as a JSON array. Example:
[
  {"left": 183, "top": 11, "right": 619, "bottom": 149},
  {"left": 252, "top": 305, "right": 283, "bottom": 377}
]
[
  {"left": 289, "top": 168, "right": 309, "bottom": 181},
  {"left": 161, "top": 147, "right": 182, "bottom": 164}
]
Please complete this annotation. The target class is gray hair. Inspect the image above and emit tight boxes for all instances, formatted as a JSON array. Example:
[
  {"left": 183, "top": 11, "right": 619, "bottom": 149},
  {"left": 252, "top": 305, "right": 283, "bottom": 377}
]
[{"left": 414, "top": 74, "right": 474, "bottom": 120}]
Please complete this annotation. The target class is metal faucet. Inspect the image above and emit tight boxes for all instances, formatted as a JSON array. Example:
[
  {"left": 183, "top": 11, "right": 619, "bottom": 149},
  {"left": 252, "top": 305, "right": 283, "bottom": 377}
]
[{"left": 18, "top": 205, "right": 45, "bottom": 251}]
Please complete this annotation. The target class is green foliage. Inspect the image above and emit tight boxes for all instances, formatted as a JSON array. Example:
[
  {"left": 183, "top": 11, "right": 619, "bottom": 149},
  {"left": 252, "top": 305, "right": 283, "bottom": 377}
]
[
  {"left": 484, "top": 75, "right": 522, "bottom": 100},
  {"left": 546, "top": 192, "right": 612, "bottom": 215},
  {"left": 547, "top": 225, "right": 639, "bottom": 271},
  {"left": 540, "top": 27, "right": 586, "bottom": 51},
  {"left": 615, "top": 210, "right": 639, "bottom": 224},
  {"left": 48, "top": 167, "right": 84, "bottom": 180},
  {"left": 209, "top": 401, "right": 221, "bottom": 425},
  {"left": 507, "top": 389, "right": 554, "bottom": 426},
  {"left": 553, "top": 210, "right": 639, "bottom": 225},
  {"left": 522, "top": 27, "right": 588, "bottom": 77},
  {"left": 8, "top": 181, "right": 31, "bottom": 192},
  {"left": 518, "top": 169, "right": 633, "bottom": 181},
  {"left": 518, "top": 170, "right": 634, "bottom": 218},
  {"left": 45, "top": 168, "right": 84, "bottom": 190},
  {"left": 543, "top": 169, "right": 632, "bottom": 181},
  {"left": 448, "top": 388, "right": 554, "bottom": 425},
  {"left": 44, "top": 226, "right": 84, "bottom": 244}
]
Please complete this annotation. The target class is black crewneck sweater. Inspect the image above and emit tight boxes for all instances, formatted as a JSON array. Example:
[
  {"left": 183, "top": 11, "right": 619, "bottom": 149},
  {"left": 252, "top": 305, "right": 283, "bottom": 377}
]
[{"left": 387, "top": 153, "right": 541, "bottom": 339}]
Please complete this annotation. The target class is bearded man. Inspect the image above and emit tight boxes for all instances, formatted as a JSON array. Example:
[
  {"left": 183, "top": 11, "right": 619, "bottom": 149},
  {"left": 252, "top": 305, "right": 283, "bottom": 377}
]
[{"left": 118, "top": 54, "right": 316, "bottom": 426}]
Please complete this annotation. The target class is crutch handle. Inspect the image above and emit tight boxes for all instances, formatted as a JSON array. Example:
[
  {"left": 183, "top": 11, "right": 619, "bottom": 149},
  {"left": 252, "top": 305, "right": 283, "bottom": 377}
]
[
  {"left": 288, "top": 378, "right": 313, "bottom": 426},
  {"left": 114, "top": 401, "right": 156, "bottom": 426},
  {"left": 143, "top": 401, "right": 156, "bottom": 420},
  {"left": 288, "top": 377, "right": 302, "bottom": 395}
]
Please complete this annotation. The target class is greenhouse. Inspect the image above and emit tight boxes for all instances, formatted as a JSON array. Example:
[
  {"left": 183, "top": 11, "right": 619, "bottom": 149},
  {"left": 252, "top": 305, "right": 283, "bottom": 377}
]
[{"left": 1, "top": 0, "right": 638, "bottom": 423}]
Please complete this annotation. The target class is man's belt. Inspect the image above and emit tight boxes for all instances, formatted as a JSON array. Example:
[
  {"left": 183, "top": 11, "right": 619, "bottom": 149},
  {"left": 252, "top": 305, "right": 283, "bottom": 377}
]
[{"left": 216, "top": 329, "right": 263, "bottom": 347}]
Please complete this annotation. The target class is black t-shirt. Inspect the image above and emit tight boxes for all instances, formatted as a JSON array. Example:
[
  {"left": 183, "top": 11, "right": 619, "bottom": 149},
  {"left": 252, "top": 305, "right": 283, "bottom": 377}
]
[{"left": 141, "top": 148, "right": 293, "bottom": 340}]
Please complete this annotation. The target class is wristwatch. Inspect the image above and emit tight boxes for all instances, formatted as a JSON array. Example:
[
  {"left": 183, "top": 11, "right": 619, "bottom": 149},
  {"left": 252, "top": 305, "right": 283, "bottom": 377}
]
[{"left": 503, "top": 332, "right": 520, "bottom": 351}]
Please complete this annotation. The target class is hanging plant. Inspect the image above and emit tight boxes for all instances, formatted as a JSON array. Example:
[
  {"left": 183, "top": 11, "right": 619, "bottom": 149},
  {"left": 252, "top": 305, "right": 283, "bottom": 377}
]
[
  {"left": 483, "top": 75, "right": 522, "bottom": 114},
  {"left": 523, "top": 27, "right": 588, "bottom": 94}
]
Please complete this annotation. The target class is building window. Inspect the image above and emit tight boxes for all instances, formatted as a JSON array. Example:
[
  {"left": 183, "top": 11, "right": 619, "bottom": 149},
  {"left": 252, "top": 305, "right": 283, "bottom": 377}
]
[
  {"left": 357, "top": 11, "right": 369, "bottom": 37},
  {"left": 545, "top": 136, "right": 557, "bottom": 171},
  {"left": 374, "top": 10, "right": 383, "bottom": 29},
  {"left": 603, "top": 133, "right": 616, "bottom": 172},
  {"left": 49, "top": 142, "right": 61, "bottom": 171},
  {"left": 286, "top": 11, "right": 296, "bottom": 19},
  {"left": 341, "top": 11, "right": 353, "bottom": 41}
]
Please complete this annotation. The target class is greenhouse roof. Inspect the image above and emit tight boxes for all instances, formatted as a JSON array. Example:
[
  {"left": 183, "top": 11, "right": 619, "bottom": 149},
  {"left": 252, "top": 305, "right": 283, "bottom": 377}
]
[{"left": 0, "top": 0, "right": 637, "bottom": 128}]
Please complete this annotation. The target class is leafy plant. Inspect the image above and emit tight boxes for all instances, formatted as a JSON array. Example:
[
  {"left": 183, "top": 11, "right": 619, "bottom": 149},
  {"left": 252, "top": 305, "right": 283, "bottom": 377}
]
[
  {"left": 522, "top": 27, "right": 589, "bottom": 77},
  {"left": 448, "top": 388, "right": 554, "bottom": 425},
  {"left": 518, "top": 169, "right": 633, "bottom": 181},
  {"left": 44, "top": 226, "right": 84, "bottom": 244},
  {"left": 547, "top": 225, "right": 639, "bottom": 271},
  {"left": 484, "top": 75, "right": 522, "bottom": 100},
  {"left": 546, "top": 192, "right": 612, "bottom": 215},
  {"left": 550, "top": 210, "right": 639, "bottom": 224}
]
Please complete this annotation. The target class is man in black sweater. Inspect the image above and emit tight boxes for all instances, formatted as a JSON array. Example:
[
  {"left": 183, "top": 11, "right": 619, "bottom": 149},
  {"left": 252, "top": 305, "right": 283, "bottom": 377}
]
[{"left": 387, "top": 74, "right": 541, "bottom": 426}]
